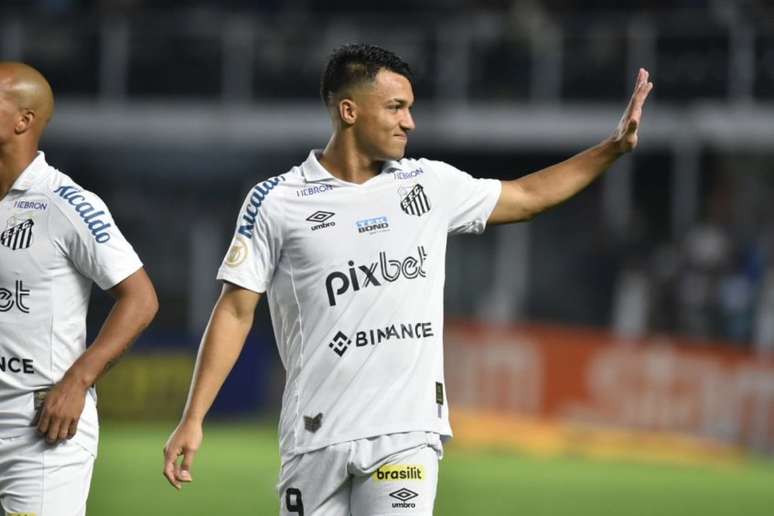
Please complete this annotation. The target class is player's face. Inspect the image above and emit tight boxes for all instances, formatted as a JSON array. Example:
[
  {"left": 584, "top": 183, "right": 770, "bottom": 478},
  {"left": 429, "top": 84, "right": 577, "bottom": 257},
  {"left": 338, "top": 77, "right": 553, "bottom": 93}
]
[
  {"left": 0, "top": 90, "right": 19, "bottom": 145},
  {"left": 352, "top": 69, "right": 415, "bottom": 161}
]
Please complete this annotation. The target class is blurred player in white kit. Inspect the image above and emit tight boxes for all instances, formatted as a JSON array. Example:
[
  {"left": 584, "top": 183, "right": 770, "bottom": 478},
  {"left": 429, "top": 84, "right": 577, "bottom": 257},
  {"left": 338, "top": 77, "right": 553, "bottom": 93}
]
[
  {"left": 164, "top": 44, "right": 652, "bottom": 515},
  {"left": 0, "top": 62, "right": 158, "bottom": 515}
]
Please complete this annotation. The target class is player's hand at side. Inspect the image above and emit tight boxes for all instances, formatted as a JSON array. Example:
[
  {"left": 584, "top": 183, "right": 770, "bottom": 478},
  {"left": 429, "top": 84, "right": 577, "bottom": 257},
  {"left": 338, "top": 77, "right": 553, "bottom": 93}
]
[
  {"left": 610, "top": 68, "right": 654, "bottom": 154},
  {"left": 163, "top": 419, "right": 203, "bottom": 490},
  {"left": 36, "top": 374, "right": 88, "bottom": 444}
]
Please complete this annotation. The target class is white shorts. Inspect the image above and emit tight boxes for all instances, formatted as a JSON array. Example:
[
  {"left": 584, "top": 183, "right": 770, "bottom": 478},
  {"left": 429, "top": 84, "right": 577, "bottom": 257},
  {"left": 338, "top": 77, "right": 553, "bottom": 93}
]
[
  {"left": 0, "top": 431, "right": 95, "bottom": 516},
  {"left": 278, "top": 432, "right": 442, "bottom": 516}
]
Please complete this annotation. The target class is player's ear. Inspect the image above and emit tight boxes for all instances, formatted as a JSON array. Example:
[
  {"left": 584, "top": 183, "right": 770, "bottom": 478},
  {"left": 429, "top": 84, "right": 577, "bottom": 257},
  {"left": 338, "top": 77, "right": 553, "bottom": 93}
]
[
  {"left": 338, "top": 99, "right": 357, "bottom": 126},
  {"left": 15, "top": 109, "right": 35, "bottom": 135}
]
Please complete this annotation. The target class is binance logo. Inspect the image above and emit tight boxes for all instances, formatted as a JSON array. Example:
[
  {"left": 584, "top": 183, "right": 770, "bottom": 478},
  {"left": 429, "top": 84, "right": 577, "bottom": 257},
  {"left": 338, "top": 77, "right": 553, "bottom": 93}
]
[
  {"left": 374, "top": 464, "right": 424, "bottom": 482},
  {"left": 328, "top": 331, "right": 351, "bottom": 357}
]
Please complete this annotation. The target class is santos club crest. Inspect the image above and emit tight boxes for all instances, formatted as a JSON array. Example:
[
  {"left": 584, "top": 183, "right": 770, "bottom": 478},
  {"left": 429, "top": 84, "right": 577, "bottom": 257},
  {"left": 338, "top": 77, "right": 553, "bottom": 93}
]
[
  {"left": 399, "top": 184, "right": 431, "bottom": 217},
  {"left": 1, "top": 218, "right": 34, "bottom": 251}
]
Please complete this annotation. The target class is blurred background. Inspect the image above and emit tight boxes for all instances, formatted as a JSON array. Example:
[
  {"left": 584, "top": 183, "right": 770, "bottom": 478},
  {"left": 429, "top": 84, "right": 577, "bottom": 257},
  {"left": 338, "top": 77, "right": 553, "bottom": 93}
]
[{"left": 2, "top": 0, "right": 774, "bottom": 514}]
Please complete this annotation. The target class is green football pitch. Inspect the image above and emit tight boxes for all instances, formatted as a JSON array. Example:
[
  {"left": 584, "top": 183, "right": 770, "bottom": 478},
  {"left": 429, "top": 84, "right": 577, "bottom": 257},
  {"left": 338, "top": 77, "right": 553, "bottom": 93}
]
[{"left": 88, "top": 421, "right": 774, "bottom": 516}]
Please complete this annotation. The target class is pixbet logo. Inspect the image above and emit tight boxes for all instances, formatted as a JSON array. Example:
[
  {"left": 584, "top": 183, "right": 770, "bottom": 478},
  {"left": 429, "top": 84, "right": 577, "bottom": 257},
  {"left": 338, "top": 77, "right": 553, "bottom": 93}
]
[
  {"left": 0, "top": 280, "right": 30, "bottom": 313},
  {"left": 324, "top": 246, "right": 427, "bottom": 307}
]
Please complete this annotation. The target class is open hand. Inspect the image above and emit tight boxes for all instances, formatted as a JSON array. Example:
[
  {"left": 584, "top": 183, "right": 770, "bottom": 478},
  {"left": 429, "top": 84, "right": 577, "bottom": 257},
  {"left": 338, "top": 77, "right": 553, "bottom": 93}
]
[{"left": 611, "top": 68, "right": 654, "bottom": 153}]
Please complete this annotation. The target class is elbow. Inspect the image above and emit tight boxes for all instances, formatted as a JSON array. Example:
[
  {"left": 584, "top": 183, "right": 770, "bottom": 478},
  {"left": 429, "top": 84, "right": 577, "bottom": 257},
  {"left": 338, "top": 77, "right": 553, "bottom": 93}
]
[
  {"left": 142, "top": 287, "right": 159, "bottom": 328},
  {"left": 131, "top": 279, "right": 159, "bottom": 330}
]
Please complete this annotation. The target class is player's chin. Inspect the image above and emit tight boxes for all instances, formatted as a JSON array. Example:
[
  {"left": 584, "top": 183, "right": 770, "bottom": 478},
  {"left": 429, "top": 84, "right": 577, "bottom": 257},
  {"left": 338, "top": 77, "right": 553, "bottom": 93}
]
[{"left": 385, "top": 142, "right": 408, "bottom": 160}]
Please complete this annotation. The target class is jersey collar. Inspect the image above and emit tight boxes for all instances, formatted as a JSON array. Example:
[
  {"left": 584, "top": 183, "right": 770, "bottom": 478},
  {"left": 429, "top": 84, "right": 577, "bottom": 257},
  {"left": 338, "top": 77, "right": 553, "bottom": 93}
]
[
  {"left": 10, "top": 152, "right": 49, "bottom": 192},
  {"left": 301, "top": 150, "right": 402, "bottom": 183}
]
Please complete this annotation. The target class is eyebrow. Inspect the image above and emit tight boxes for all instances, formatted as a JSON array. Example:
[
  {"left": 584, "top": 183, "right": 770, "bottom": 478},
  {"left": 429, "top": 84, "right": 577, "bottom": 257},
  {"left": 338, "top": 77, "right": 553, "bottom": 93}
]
[{"left": 387, "top": 98, "right": 413, "bottom": 107}]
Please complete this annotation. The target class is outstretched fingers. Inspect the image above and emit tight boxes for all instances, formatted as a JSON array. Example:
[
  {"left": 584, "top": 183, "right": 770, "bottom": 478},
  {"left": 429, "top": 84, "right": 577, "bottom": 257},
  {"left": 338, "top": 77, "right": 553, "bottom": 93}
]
[{"left": 627, "top": 68, "right": 653, "bottom": 127}]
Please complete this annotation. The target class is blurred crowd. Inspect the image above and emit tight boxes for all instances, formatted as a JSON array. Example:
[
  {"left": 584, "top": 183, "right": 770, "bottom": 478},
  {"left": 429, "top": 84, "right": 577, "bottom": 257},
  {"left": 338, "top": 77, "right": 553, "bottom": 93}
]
[
  {"left": 615, "top": 160, "right": 774, "bottom": 351},
  {"left": 5, "top": 0, "right": 774, "bottom": 15},
  {"left": 1, "top": 0, "right": 772, "bottom": 353}
]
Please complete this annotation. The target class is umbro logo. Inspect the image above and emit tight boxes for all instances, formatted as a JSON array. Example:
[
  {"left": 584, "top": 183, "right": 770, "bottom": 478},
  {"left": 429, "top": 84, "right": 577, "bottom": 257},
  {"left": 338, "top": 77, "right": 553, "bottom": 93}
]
[
  {"left": 328, "top": 331, "right": 351, "bottom": 357},
  {"left": 389, "top": 489, "right": 419, "bottom": 502},
  {"left": 306, "top": 210, "right": 334, "bottom": 223},
  {"left": 307, "top": 211, "right": 336, "bottom": 231}
]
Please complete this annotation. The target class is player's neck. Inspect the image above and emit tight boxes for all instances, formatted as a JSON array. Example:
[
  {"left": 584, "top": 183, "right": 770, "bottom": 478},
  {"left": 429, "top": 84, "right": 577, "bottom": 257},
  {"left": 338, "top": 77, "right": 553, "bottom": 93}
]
[
  {"left": 0, "top": 145, "right": 36, "bottom": 200},
  {"left": 319, "top": 136, "right": 381, "bottom": 185}
]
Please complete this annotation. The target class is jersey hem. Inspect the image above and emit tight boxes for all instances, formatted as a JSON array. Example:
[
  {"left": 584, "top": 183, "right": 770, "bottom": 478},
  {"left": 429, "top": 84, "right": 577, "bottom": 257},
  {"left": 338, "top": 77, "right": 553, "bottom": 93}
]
[{"left": 280, "top": 423, "right": 453, "bottom": 464}]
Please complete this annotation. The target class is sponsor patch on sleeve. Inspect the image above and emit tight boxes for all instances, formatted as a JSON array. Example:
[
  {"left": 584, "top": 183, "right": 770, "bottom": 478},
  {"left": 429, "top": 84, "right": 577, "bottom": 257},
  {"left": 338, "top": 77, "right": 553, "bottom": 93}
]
[{"left": 225, "top": 236, "right": 248, "bottom": 267}]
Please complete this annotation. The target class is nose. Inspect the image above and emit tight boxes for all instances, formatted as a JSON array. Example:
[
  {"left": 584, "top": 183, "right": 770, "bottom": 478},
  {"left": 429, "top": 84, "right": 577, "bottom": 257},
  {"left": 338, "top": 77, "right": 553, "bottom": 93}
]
[{"left": 401, "top": 110, "right": 416, "bottom": 132}]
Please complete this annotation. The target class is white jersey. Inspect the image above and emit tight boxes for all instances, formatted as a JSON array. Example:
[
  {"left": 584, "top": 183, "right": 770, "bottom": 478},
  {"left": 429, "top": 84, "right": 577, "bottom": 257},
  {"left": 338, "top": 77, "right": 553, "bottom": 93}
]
[
  {"left": 218, "top": 151, "right": 501, "bottom": 462},
  {"left": 0, "top": 152, "right": 143, "bottom": 455}
]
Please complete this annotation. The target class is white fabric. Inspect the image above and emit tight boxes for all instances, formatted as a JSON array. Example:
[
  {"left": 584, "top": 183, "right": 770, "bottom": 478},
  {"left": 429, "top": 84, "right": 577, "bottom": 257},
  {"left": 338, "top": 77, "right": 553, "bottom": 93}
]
[
  {"left": 217, "top": 151, "right": 501, "bottom": 463},
  {"left": 0, "top": 430, "right": 95, "bottom": 516},
  {"left": 0, "top": 152, "right": 143, "bottom": 456},
  {"left": 277, "top": 431, "right": 442, "bottom": 516}
]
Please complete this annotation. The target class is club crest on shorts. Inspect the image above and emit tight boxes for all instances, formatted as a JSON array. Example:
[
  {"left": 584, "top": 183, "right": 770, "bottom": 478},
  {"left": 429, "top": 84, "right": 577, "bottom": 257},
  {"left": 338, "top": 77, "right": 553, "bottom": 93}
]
[
  {"left": 304, "top": 412, "right": 323, "bottom": 432},
  {"left": 399, "top": 184, "right": 431, "bottom": 217},
  {"left": 1, "top": 218, "right": 34, "bottom": 251}
]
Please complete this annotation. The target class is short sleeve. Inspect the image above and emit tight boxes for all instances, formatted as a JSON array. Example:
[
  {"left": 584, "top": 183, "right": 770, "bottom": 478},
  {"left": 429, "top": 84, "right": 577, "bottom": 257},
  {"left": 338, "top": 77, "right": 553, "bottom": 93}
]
[
  {"left": 52, "top": 187, "right": 143, "bottom": 290},
  {"left": 422, "top": 159, "right": 502, "bottom": 235},
  {"left": 216, "top": 184, "right": 283, "bottom": 293}
]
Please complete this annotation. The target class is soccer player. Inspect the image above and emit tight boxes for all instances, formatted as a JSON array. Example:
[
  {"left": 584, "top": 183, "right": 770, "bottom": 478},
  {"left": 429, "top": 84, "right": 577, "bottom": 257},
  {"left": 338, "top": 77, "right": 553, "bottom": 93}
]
[
  {"left": 163, "top": 44, "right": 652, "bottom": 515},
  {"left": 0, "top": 62, "right": 158, "bottom": 515}
]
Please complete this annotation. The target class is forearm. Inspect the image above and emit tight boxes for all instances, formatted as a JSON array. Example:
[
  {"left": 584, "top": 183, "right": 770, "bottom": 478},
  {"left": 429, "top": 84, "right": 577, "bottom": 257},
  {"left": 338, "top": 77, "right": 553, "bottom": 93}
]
[
  {"left": 505, "top": 138, "right": 621, "bottom": 221},
  {"left": 63, "top": 288, "right": 157, "bottom": 388},
  {"left": 180, "top": 303, "right": 254, "bottom": 424}
]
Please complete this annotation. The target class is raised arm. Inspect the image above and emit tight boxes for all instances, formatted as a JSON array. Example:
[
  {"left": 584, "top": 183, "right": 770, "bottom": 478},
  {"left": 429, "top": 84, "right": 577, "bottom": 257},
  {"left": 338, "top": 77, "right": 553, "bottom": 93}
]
[
  {"left": 36, "top": 267, "right": 158, "bottom": 444},
  {"left": 488, "top": 68, "right": 654, "bottom": 225},
  {"left": 163, "top": 282, "right": 261, "bottom": 490}
]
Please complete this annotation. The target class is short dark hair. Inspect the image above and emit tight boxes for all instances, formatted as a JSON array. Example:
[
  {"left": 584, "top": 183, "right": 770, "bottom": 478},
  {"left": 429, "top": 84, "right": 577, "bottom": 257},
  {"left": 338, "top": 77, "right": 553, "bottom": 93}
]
[{"left": 320, "top": 44, "right": 413, "bottom": 106}]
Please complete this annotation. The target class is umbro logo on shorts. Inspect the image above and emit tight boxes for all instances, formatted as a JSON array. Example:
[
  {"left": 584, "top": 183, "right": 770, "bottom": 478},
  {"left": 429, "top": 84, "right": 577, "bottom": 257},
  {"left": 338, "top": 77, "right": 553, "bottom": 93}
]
[
  {"left": 399, "top": 184, "right": 430, "bottom": 216},
  {"left": 1, "top": 219, "right": 34, "bottom": 251},
  {"left": 389, "top": 488, "right": 419, "bottom": 501}
]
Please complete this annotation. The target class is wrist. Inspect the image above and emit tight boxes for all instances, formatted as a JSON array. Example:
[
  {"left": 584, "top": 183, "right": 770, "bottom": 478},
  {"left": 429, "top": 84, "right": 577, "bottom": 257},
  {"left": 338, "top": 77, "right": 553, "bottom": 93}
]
[
  {"left": 63, "top": 366, "right": 95, "bottom": 391},
  {"left": 599, "top": 137, "right": 626, "bottom": 158},
  {"left": 182, "top": 412, "right": 205, "bottom": 426}
]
